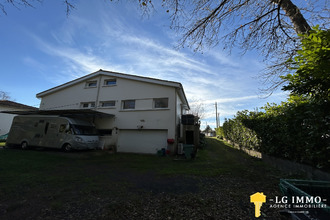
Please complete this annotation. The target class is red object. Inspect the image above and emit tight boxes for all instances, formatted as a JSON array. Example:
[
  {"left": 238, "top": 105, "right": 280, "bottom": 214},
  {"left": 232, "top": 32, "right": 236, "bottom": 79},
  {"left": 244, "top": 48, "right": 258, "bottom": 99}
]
[
  {"left": 167, "top": 138, "right": 175, "bottom": 144},
  {"left": 166, "top": 150, "right": 170, "bottom": 155}
]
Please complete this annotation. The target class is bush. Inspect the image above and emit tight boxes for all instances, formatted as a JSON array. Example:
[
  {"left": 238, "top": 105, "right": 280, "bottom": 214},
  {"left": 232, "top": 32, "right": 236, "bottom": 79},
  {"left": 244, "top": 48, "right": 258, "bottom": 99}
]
[
  {"left": 223, "top": 26, "right": 330, "bottom": 171},
  {"left": 223, "top": 96, "right": 330, "bottom": 171}
]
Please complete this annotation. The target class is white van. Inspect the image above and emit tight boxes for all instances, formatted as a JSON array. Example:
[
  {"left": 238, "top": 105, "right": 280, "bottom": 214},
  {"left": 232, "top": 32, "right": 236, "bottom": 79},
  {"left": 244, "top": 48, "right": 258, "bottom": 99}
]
[{"left": 6, "top": 115, "right": 99, "bottom": 151}]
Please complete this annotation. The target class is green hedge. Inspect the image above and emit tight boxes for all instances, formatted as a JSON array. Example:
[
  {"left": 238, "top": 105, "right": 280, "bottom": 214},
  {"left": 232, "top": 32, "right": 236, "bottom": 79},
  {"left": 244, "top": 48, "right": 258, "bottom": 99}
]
[
  {"left": 223, "top": 27, "right": 330, "bottom": 171},
  {"left": 223, "top": 97, "right": 330, "bottom": 171}
]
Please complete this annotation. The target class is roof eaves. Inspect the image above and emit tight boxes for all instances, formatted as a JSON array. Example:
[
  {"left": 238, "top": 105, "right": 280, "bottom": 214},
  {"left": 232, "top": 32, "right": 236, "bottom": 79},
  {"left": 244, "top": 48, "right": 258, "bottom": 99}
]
[
  {"left": 176, "top": 84, "right": 190, "bottom": 110},
  {"left": 36, "top": 70, "right": 100, "bottom": 98},
  {"left": 98, "top": 70, "right": 182, "bottom": 88},
  {"left": 37, "top": 69, "right": 183, "bottom": 98},
  {"left": 0, "top": 100, "right": 38, "bottom": 110}
]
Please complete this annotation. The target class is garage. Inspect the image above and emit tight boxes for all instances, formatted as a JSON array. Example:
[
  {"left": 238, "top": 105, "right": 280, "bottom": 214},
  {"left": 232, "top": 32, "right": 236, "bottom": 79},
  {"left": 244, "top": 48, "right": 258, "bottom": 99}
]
[{"left": 117, "top": 129, "right": 168, "bottom": 154}]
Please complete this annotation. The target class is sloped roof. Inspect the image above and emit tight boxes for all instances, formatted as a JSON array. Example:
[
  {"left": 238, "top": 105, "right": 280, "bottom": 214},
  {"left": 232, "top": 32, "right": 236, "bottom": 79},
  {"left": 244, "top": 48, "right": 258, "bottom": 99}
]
[
  {"left": 0, "top": 100, "right": 37, "bottom": 110},
  {"left": 1, "top": 109, "right": 113, "bottom": 118},
  {"left": 36, "top": 69, "right": 190, "bottom": 109}
]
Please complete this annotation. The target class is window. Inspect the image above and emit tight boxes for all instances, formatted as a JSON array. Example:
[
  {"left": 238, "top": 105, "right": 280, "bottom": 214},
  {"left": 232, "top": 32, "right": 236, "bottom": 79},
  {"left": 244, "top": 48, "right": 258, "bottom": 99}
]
[
  {"left": 71, "top": 124, "right": 98, "bottom": 135},
  {"left": 44, "top": 122, "right": 49, "bottom": 135},
  {"left": 123, "top": 100, "right": 135, "bottom": 109},
  {"left": 86, "top": 81, "right": 97, "bottom": 88},
  {"left": 81, "top": 102, "right": 96, "bottom": 108},
  {"left": 104, "top": 79, "right": 117, "bottom": 86},
  {"left": 100, "top": 101, "right": 116, "bottom": 108},
  {"left": 59, "top": 124, "right": 66, "bottom": 133},
  {"left": 154, "top": 98, "right": 168, "bottom": 108}
]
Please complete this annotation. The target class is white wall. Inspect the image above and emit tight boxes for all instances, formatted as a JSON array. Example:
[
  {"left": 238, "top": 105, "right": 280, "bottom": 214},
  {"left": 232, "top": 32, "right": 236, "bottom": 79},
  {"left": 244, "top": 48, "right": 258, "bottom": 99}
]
[
  {"left": 0, "top": 106, "right": 21, "bottom": 136},
  {"left": 39, "top": 76, "right": 100, "bottom": 110},
  {"left": 40, "top": 74, "right": 182, "bottom": 141}
]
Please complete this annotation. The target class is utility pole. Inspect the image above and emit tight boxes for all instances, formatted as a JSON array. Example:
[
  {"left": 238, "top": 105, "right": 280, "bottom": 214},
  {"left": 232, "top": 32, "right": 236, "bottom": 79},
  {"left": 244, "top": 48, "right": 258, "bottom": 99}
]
[{"left": 215, "top": 102, "right": 218, "bottom": 129}]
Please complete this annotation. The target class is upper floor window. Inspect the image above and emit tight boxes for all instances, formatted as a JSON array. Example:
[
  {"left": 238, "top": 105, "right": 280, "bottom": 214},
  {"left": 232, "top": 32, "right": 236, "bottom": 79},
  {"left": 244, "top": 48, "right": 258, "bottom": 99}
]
[
  {"left": 123, "top": 100, "right": 135, "bottom": 109},
  {"left": 154, "top": 98, "right": 168, "bottom": 108},
  {"left": 104, "top": 79, "right": 117, "bottom": 86},
  {"left": 81, "top": 102, "right": 95, "bottom": 108},
  {"left": 86, "top": 81, "right": 97, "bottom": 88},
  {"left": 100, "top": 101, "right": 116, "bottom": 108}
]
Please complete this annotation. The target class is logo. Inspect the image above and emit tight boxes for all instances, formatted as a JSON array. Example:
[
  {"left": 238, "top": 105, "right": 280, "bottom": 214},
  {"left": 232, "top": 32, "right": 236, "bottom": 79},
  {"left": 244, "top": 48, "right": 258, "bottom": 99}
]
[
  {"left": 250, "top": 192, "right": 328, "bottom": 218},
  {"left": 268, "top": 195, "right": 327, "bottom": 209},
  {"left": 250, "top": 192, "right": 266, "bottom": 217}
]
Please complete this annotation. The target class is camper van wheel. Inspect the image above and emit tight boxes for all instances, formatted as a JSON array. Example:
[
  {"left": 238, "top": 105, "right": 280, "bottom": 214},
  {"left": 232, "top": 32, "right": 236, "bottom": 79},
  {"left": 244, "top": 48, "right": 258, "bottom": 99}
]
[
  {"left": 21, "top": 142, "right": 28, "bottom": 150},
  {"left": 63, "top": 144, "right": 72, "bottom": 152}
]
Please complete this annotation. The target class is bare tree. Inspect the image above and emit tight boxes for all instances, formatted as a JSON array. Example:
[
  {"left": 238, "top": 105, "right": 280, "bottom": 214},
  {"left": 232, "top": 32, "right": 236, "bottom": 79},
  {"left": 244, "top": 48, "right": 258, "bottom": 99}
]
[
  {"left": 189, "top": 99, "right": 205, "bottom": 119},
  {"left": 2, "top": 0, "right": 329, "bottom": 91},
  {"left": 0, "top": 91, "right": 11, "bottom": 100},
  {"left": 0, "top": 0, "right": 74, "bottom": 16},
  {"left": 2, "top": 1, "right": 327, "bottom": 56},
  {"left": 162, "top": 1, "right": 328, "bottom": 53},
  {"left": 147, "top": 0, "right": 329, "bottom": 92}
]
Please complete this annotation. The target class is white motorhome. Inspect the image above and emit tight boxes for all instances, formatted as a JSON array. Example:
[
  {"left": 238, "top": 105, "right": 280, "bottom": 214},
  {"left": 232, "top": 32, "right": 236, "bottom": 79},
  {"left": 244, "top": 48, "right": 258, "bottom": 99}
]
[{"left": 6, "top": 115, "right": 99, "bottom": 151}]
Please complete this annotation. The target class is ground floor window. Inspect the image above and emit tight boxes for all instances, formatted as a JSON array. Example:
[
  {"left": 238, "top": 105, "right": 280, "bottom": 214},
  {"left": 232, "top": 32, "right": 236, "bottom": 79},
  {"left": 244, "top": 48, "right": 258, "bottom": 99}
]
[
  {"left": 100, "top": 101, "right": 116, "bottom": 108},
  {"left": 81, "top": 102, "right": 95, "bottom": 108}
]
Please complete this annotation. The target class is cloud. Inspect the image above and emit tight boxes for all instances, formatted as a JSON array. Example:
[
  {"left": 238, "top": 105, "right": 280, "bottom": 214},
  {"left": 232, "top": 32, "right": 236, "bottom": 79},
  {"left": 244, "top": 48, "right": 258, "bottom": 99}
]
[
  {"left": 22, "top": 56, "right": 46, "bottom": 72},
  {"left": 25, "top": 1, "right": 287, "bottom": 129}
]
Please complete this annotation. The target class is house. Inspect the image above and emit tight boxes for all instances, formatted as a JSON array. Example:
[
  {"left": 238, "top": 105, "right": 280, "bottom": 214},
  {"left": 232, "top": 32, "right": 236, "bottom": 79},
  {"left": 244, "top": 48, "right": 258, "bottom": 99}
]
[
  {"left": 0, "top": 100, "right": 37, "bottom": 136},
  {"left": 204, "top": 131, "right": 216, "bottom": 137},
  {"left": 36, "top": 69, "right": 190, "bottom": 154}
]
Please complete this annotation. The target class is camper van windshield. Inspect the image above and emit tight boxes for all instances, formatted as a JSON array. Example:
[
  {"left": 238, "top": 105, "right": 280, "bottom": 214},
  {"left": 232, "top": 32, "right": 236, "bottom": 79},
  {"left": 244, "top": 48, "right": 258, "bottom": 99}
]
[{"left": 71, "top": 125, "right": 98, "bottom": 135}]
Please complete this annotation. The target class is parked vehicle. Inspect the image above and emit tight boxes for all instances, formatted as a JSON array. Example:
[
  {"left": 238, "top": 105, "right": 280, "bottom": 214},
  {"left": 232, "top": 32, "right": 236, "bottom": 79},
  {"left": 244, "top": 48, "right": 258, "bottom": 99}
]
[
  {"left": 0, "top": 133, "right": 8, "bottom": 142},
  {"left": 6, "top": 115, "right": 99, "bottom": 151}
]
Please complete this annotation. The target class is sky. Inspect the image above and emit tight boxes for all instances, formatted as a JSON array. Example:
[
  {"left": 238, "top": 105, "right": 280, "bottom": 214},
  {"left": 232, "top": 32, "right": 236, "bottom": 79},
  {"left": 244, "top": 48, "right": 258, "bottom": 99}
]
[{"left": 0, "top": 0, "right": 291, "bottom": 129}]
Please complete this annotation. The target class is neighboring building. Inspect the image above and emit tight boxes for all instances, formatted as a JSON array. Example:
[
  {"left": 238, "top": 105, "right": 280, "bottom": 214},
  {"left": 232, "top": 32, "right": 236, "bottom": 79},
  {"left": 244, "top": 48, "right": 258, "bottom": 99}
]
[
  {"left": 0, "top": 100, "right": 37, "bottom": 136},
  {"left": 204, "top": 131, "right": 216, "bottom": 137},
  {"left": 36, "top": 70, "right": 190, "bottom": 154}
]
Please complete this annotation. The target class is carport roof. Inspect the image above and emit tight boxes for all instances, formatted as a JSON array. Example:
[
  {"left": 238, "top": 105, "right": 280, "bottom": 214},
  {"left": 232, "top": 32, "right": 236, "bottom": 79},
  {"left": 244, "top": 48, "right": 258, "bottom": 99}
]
[{"left": 0, "top": 109, "right": 114, "bottom": 118}]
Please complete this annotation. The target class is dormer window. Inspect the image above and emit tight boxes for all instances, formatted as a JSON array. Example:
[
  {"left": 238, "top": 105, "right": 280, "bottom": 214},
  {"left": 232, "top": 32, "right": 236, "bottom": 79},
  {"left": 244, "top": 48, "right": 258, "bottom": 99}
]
[
  {"left": 86, "top": 81, "right": 97, "bottom": 88},
  {"left": 104, "top": 79, "right": 117, "bottom": 86}
]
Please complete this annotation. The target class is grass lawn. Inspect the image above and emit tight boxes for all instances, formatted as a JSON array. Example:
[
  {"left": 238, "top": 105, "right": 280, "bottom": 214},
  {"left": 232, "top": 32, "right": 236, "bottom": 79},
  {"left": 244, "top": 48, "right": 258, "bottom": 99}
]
[{"left": 0, "top": 138, "right": 294, "bottom": 219}]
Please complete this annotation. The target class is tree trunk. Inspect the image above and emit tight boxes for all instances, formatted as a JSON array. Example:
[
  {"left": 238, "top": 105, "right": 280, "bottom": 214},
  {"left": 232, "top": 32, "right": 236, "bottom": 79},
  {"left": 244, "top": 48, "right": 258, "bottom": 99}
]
[{"left": 272, "top": 0, "right": 311, "bottom": 34}]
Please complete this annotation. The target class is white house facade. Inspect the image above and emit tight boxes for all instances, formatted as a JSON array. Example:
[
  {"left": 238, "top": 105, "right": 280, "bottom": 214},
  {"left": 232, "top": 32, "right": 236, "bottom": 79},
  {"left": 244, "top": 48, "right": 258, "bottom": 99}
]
[
  {"left": 0, "top": 100, "right": 37, "bottom": 136},
  {"left": 36, "top": 70, "right": 190, "bottom": 154}
]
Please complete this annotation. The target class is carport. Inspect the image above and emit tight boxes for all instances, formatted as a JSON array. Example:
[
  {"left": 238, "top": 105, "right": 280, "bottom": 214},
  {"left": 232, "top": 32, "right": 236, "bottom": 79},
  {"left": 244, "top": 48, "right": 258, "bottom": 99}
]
[
  {"left": 1, "top": 109, "right": 115, "bottom": 150},
  {"left": 0, "top": 109, "right": 114, "bottom": 118}
]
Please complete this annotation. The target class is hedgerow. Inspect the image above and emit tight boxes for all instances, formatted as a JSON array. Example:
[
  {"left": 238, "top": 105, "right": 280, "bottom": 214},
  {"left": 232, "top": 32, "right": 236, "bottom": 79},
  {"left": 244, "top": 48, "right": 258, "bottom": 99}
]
[{"left": 222, "top": 27, "right": 330, "bottom": 171}]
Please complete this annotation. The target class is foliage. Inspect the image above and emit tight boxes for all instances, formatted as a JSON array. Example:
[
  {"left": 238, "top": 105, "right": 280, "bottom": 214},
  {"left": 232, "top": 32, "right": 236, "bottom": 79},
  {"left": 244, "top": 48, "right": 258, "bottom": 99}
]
[
  {"left": 223, "top": 95, "right": 330, "bottom": 171},
  {"left": 199, "top": 132, "right": 206, "bottom": 149},
  {"left": 281, "top": 26, "right": 330, "bottom": 102},
  {"left": 222, "top": 111, "right": 261, "bottom": 151},
  {"left": 223, "top": 26, "right": 330, "bottom": 171},
  {"left": 215, "top": 126, "right": 224, "bottom": 139}
]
